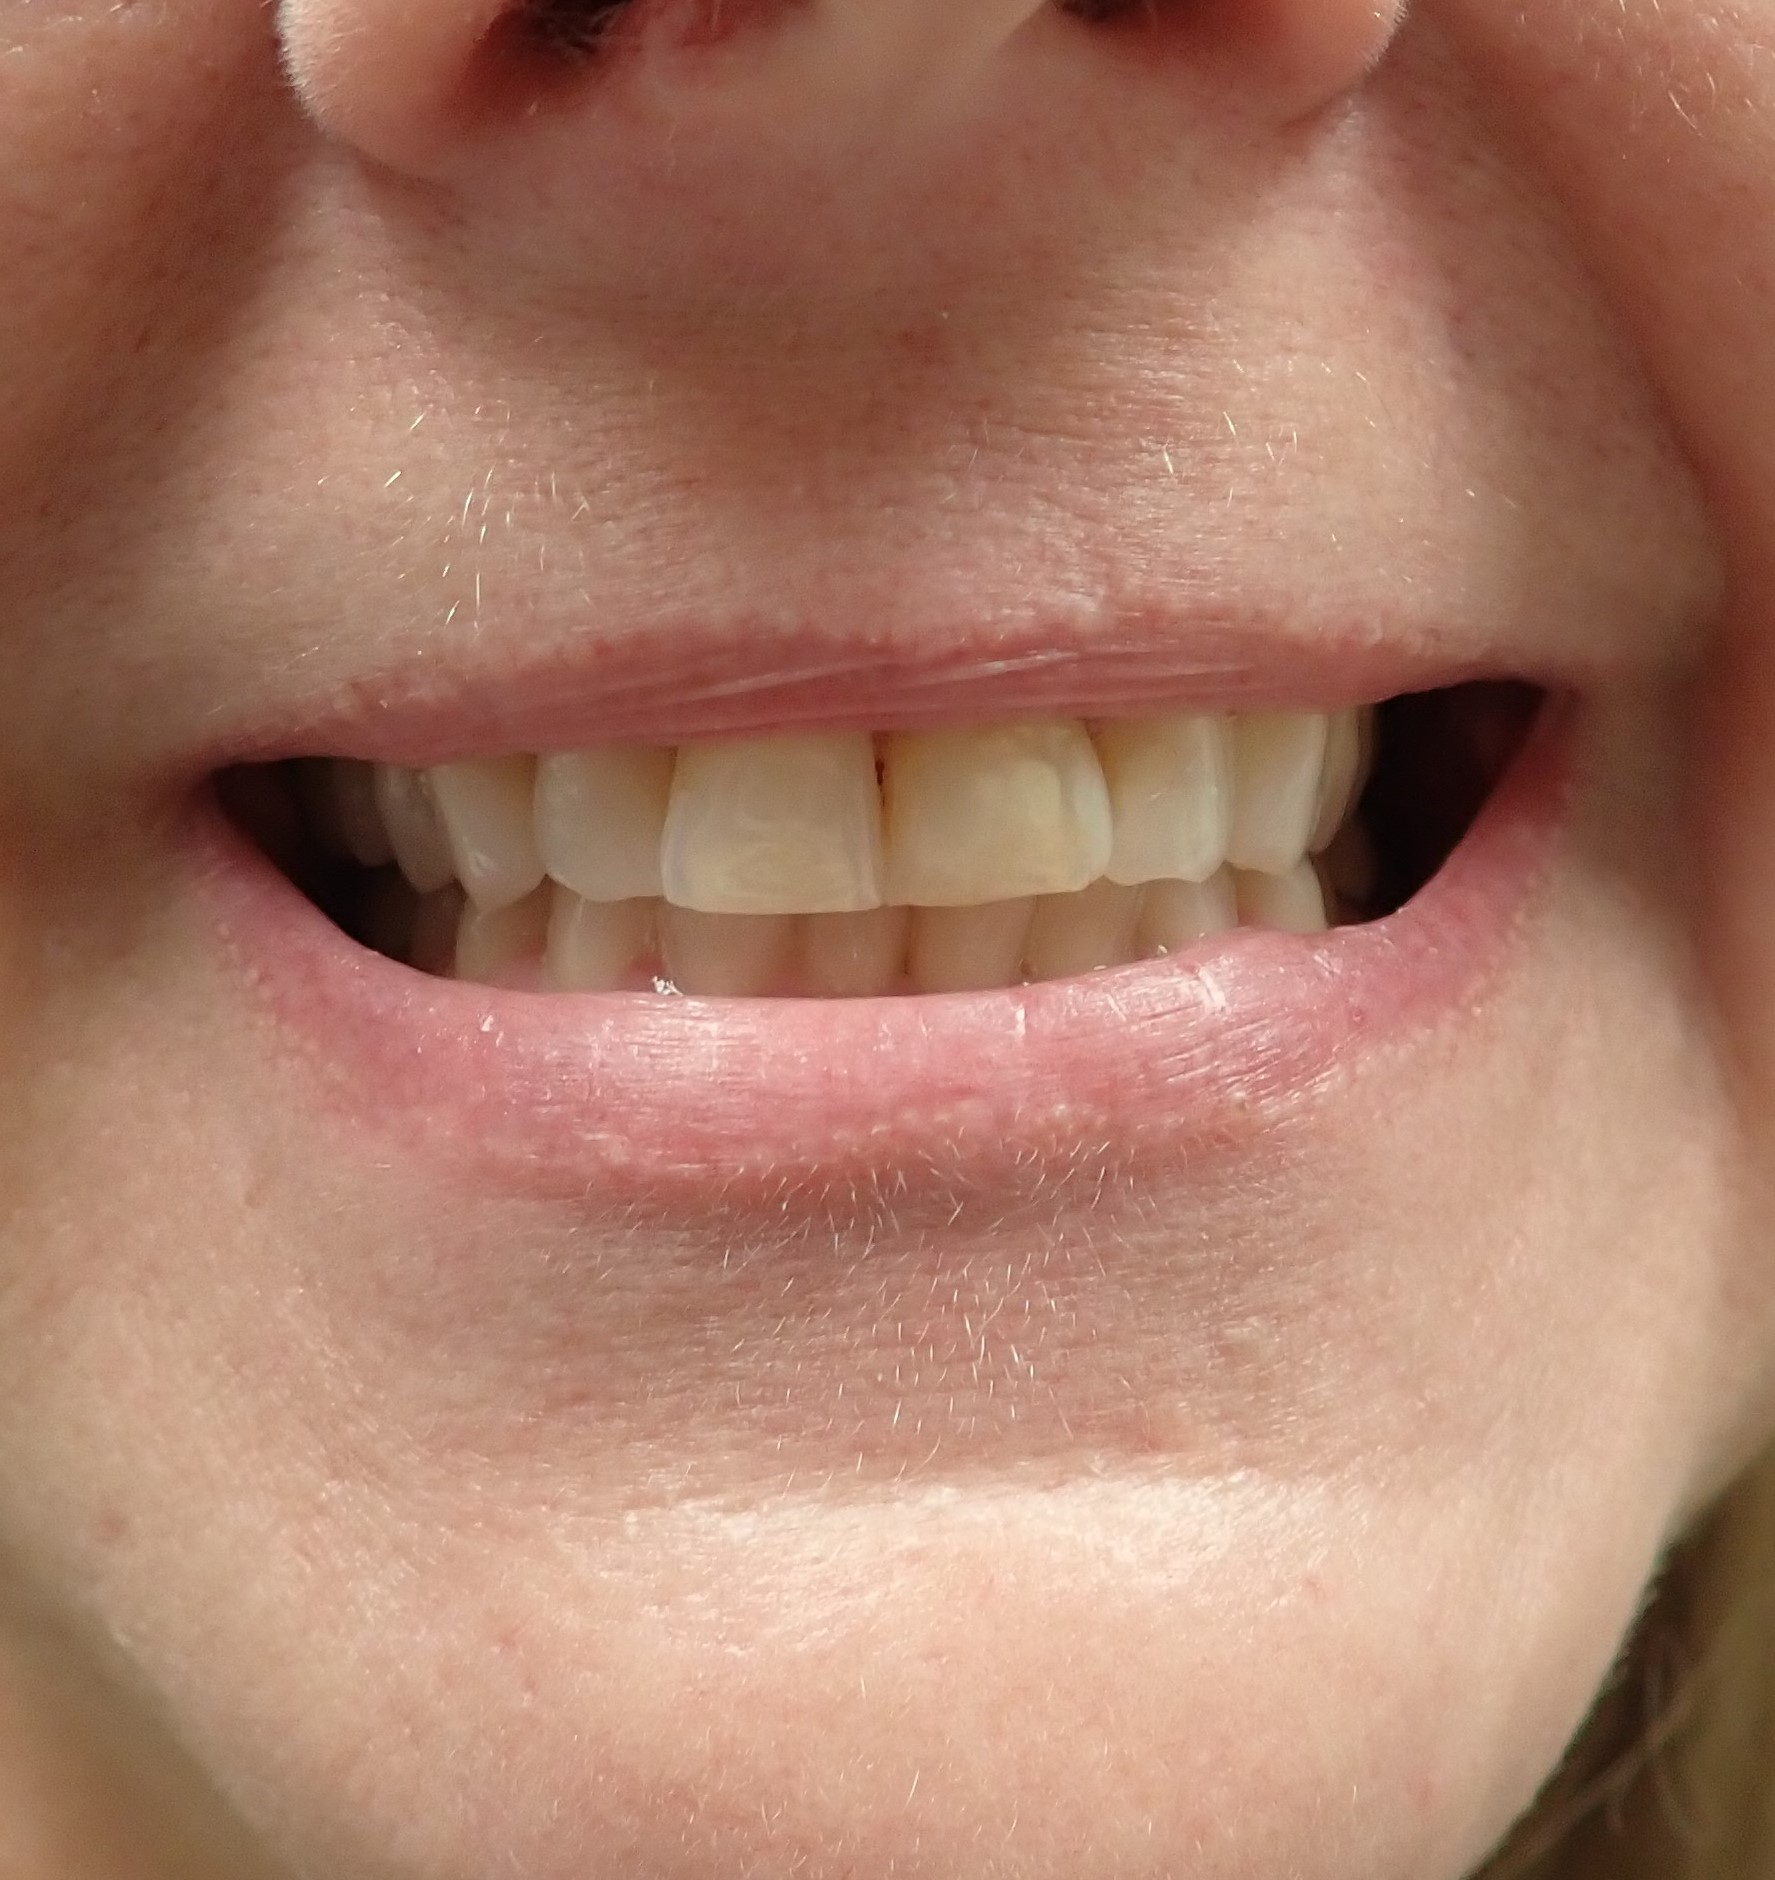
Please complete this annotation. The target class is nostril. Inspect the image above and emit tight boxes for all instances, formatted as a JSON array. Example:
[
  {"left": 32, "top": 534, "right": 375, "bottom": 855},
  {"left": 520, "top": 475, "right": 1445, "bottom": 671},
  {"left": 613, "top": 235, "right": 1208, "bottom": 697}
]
[
  {"left": 1056, "top": 0, "right": 1155, "bottom": 19},
  {"left": 1053, "top": 0, "right": 1403, "bottom": 119},
  {"left": 509, "top": 0, "right": 632, "bottom": 59},
  {"left": 500, "top": 0, "right": 766, "bottom": 64}
]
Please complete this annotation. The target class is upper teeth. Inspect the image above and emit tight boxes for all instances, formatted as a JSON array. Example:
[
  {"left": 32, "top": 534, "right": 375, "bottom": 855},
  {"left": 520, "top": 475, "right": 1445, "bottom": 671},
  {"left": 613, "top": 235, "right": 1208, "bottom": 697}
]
[{"left": 337, "top": 708, "right": 1372, "bottom": 991}]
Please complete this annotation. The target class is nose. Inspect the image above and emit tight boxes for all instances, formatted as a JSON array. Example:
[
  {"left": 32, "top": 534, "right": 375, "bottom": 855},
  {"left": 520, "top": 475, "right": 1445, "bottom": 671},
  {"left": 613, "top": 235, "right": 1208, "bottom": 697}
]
[{"left": 280, "top": 0, "right": 1407, "bottom": 185}]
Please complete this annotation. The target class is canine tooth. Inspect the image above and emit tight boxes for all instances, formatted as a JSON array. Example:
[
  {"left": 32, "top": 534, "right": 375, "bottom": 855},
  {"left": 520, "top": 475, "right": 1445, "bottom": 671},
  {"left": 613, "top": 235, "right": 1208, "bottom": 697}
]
[
  {"left": 535, "top": 746, "right": 672, "bottom": 903},
  {"left": 1310, "top": 709, "right": 1367, "bottom": 853},
  {"left": 1235, "top": 862, "right": 1330, "bottom": 934},
  {"left": 659, "top": 906, "right": 795, "bottom": 996},
  {"left": 907, "top": 899, "right": 1034, "bottom": 994},
  {"left": 374, "top": 765, "right": 456, "bottom": 894},
  {"left": 1135, "top": 872, "right": 1238, "bottom": 957},
  {"left": 662, "top": 733, "right": 884, "bottom": 915},
  {"left": 1097, "top": 715, "right": 1230, "bottom": 885},
  {"left": 802, "top": 906, "right": 910, "bottom": 998},
  {"left": 455, "top": 885, "right": 550, "bottom": 984},
  {"left": 1225, "top": 713, "right": 1329, "bottom": 875},
  {"left": 428, "top": 757, "right": 546, "bottom": 912},
  {"left": 305, "top": 760, "right": 394, "bottom": 867},
  {"left": 884, "top": 722, "right": 1112, "bottom": 906},
  {"left": 1023, "top": 880, "right": 1143, "bottom": 980},
  {"left": 545, "top": 889, "right": 654, "bottom": 992}
]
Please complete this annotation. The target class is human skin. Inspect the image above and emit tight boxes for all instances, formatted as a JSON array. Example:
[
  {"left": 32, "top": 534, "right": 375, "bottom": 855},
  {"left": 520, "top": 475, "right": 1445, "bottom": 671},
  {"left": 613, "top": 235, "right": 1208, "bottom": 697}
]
[{"left": 3, "top": 0, "right": 1775, "bottom": 1875}]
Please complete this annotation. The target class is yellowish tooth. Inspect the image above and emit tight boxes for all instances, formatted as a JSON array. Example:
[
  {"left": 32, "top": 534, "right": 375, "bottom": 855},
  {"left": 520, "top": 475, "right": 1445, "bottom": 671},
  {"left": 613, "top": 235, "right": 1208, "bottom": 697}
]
[
  {"left": 1135, "top": 872, "right": 1238, "bottom": 957},
  {"left": 907, "top": 899, "right": 1034, "bottom": 994},
  {"left": 1225, "top": 713, "right": 1330, "bottom": 875},
  {"left": 1096, "top": 715, "right": 1230, "bottom": 885},
  {"left": 801, "top": 906, "right": 910, "bottom": 998},
  {"left": 428, "top": 757, "right": 546, "bottom": 912},
  {"left": 883, "top": 722, "right": 1112, "bottom": 906},
  {"left": 661, "top": 733, "right": 884, "bottom": 915},
  {"left": 659, "top": 905, "right": 795, "bottom": 997},
  {"left": 535, "top": 746, "right": 672, "bottom": 903},
  {"left": 374, "top": 765, "right": 456, "bottom": 894},
  {"left": 454, "top": 885, "right": 551, "bottom": 984},
  {"left": 1235, "top": 862, "right": 1330, "bottom": 935},
  {"left": 1310, "top": 709, "right": 1367, "bottom": 853},
  {"left": 1023, "top": 879, "right": 1143, "bottom": 980},
  {"left": 545, "top": 888, "right": 654, "bottom": 992}
]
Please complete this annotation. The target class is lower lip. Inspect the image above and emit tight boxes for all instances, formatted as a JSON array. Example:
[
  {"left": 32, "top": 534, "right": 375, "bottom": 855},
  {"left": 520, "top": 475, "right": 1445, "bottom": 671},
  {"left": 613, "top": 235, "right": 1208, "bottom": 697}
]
[{"left": 191, "top": 706, "right": 1573, "bottom": 1209}]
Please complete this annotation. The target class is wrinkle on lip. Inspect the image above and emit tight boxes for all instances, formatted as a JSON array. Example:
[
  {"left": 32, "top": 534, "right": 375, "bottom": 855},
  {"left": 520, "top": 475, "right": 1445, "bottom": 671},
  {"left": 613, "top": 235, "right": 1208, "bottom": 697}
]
[{"left": 227, "top": 616, "right": 1508, "bottom": 770}]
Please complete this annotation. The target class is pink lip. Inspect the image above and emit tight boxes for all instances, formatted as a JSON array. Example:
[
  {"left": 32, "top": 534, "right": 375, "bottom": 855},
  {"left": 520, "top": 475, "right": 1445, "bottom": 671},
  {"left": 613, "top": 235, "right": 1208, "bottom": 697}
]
[
  {"left": 190, "top": 698, "right": 1573, "bottom": 1210},
  {"left": 200, "top": 613, "right": 1549, "bottom": 771}
]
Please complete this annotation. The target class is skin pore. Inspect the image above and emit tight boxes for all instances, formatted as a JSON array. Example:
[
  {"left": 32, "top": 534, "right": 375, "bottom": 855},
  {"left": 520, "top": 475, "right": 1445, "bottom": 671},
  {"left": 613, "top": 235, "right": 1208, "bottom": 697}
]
[{"left": 4, "top": 1, "right": 1775, "bottom": 1876}]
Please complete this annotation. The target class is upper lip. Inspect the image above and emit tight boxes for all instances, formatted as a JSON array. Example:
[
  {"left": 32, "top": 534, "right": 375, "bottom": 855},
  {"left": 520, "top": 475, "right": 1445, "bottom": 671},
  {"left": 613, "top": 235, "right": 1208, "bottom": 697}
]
[{"left": 209, "top": 608, "right": 1554, "bottom": 772}]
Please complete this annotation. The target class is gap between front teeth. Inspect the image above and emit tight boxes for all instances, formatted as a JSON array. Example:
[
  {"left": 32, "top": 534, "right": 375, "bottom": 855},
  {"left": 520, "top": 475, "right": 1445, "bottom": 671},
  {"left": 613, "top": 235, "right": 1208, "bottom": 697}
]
[{"left": 324, "top": 709, "right": 1373, "bottom": 996}]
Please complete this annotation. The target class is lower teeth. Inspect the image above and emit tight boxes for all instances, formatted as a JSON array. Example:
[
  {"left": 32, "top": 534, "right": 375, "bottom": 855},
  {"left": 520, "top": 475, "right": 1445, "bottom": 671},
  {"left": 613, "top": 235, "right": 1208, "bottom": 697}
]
[{"left": 222, "top": 684, "right": 1539, "bottom": 998}]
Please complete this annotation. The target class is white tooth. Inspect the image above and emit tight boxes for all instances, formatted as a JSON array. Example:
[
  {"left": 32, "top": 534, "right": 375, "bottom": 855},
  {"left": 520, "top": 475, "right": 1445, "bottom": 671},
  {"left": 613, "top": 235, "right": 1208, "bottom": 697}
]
[
  {"left": 535, "top": 746, "right": 673, "bottom": 903},
  {"left": 801, "top": 906, "right": 910, "bottom": 998},
  {"left": 1096, "top": 715, "right": 1230, "bottom": 886},
  {"left": 1023, "top": 879, "right": 1143, "bottom": 980},
  {"left": 1225, "top": 713, "right": 1329, "bottom": 875},
  {"left": 907, "top": 899, "right": 1034, "bottom": 994},
  {"left": 661, "top": 733, "right": 884, "bottom": 915},
  {"left": 1310, "top": 709, "right": 1366, "bottom": 853},
  {"left": 374, "top": 765, "right": 456, "bottom": 894},
  {"left": 454, "top": 885, "right": 551, "bottom": 984},
  {"left": 545, "top": 889, "right": 654, "bottom": 992},
  {"left": 410, "top": 885, "right": 465, "bottom": 975},
  {"left": 883, "top": 722, "right": 1112, "bottom": 906},
  {"left": 658, "top": 905, "right": 795, "bottom": 997},
  {"left": 1235, "top": 862, "right": 1330, "bottom": 935},
  {"left": 305, "top": 760, "right": 394, "bottom": 867},
  {"left": 428, "top": 757, "right": 546, "bottom": 912},
  {"left": 1135, "top": 872, "right": 1238, "bottom": 957}
]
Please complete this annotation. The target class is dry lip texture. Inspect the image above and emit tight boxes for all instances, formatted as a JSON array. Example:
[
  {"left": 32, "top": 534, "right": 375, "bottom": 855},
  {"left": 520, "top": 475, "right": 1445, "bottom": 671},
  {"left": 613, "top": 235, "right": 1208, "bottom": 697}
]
[
  {"left": 191, "top": 613, "right": 1544, "bottom": 772},
  {"left": 194, "top": 692, "right": 1574, "bottom": 1210}
]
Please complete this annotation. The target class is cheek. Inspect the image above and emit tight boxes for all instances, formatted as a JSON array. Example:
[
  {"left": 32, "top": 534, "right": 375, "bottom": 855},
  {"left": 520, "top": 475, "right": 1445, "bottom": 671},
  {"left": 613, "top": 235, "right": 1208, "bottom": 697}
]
[
  {"left": 0, "top": 0, "right": 282, "bottom": 545},
  {"left": 1431, "top": 3, "right": 1775, "bottom": 1157}
]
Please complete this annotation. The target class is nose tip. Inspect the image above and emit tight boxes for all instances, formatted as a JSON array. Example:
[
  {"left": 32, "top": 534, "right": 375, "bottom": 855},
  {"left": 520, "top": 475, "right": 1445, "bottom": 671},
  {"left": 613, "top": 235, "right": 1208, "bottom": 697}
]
[{"left": 280, "top": 0, "right": 1407, "bottom": 182}]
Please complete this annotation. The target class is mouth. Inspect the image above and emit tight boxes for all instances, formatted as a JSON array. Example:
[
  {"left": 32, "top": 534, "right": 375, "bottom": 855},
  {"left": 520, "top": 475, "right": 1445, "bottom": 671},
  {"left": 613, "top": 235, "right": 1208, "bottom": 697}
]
[
  {"left": 218, "top": 681, "right": 1542, "bottom": 999},
  {"left": 194, "top": 670, "right": 1561, "bottom": 1205}
]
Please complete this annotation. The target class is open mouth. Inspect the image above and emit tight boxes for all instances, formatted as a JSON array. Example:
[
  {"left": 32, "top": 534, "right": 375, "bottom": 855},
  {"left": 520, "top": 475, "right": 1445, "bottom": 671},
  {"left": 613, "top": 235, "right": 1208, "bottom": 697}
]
[{"left": 218, "top": 680, "right": 1542, "bottom": 1000}]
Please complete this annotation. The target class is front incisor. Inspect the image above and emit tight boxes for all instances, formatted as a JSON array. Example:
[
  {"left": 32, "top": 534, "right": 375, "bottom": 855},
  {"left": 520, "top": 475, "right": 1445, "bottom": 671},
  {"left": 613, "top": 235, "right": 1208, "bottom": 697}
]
[
  {"left": 883, "top": 721, "right": 1113, "bottom": 906},
  {"left": 661, "top": 733, "right": 885, "bottom": 915}
]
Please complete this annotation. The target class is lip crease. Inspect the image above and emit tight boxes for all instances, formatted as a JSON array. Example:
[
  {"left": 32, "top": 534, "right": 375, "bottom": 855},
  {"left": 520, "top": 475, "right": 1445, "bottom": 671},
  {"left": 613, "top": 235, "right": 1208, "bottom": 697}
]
[{"left": 190, "top": 683, "right": 1575, "bottom": 1211}]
